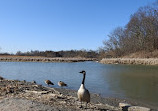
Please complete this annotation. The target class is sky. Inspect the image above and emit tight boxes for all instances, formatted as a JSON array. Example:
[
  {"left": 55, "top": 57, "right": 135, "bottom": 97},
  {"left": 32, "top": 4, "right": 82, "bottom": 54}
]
[{"left": 0, "top": 0, "right": 156, "bottom": 53}]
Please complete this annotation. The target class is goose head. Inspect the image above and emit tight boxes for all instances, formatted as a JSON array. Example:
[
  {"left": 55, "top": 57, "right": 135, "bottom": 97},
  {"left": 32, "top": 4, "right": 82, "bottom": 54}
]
[{"left": 79, "top": 70, "right": 86, "bottom": 74}]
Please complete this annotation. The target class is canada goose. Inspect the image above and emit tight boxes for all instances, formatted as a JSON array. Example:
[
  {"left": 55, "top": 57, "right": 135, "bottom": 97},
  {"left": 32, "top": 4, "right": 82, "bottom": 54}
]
[
  {"left": 32, "top": 80, "right": 36, "bottom": 84},
  {"left": 0, "top": 76, "right": 4, "bottom": 80},
  {"left": 58, "top": 81, "right": 67, "bottom": 87},
  {"left": 45, "top": 80, "right": 54, "bottom": 86},
  {"left": 77, "top": 70, "right": 90, "bottom": 109}
]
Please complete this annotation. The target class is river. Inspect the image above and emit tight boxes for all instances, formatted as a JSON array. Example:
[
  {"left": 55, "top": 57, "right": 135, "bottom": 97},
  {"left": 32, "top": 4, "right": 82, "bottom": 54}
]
[{"left": 0, "top": 61, "right": 157, "bottom": 107}]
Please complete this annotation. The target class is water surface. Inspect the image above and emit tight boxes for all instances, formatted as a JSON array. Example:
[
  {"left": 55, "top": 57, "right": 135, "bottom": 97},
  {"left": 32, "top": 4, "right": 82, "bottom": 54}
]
[{"left": 0, "top": 61, "right": 158, "bottom": 107}]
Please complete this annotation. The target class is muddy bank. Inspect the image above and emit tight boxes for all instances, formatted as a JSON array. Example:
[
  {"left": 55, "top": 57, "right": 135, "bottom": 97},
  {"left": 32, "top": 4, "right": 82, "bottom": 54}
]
[
  {"left": 100, "top": 58, "right": 158, "bottom": 65},
  {"left": 0, "top": 78, "right": 119, "bottom": 111},
  {"left": 0, "top": 56, "right": 96, "bottom": 62},
  {"left": 0, "top": 77, "right": 156, "bottom": 111},
  {"left": 55, "top": 88, "right": 158, "bottom": 110}
]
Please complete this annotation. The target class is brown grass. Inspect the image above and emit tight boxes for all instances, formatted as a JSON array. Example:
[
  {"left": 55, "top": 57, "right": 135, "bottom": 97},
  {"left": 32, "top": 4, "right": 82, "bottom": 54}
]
[{"left": 123, "top": 50, "right": 158, "bottom": 58}]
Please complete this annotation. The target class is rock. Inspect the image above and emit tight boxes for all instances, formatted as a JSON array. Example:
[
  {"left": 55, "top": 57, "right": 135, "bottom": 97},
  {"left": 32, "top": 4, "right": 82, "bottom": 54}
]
[
  {"left": 24, "top": 90, "right": 49, "bottom": 94},
  {"left": 119, "top": 103, "right": 131, "bottom": 111},
  {"left": 128, "top": 106, "right": 150, "bottom": 111}
]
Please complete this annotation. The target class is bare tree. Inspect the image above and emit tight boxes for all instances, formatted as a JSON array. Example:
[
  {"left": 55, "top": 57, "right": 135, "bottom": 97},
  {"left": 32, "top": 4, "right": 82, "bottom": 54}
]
[{"left": 102, "top": 1, "right": 158, "bottom": 58}]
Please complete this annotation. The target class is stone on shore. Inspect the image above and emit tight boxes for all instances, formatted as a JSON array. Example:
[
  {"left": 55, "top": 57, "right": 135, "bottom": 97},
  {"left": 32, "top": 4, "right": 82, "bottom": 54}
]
[{"left": 128, "top": 106, "right": 150, "bottom": 111}]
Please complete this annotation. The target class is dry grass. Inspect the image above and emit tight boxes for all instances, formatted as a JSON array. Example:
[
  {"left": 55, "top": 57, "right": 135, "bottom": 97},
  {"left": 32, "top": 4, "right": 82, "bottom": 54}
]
[
  {"left": 123, "top": 50, "right": 158, "bottom": 58},
  {"left": 0, "top": 55, "right": 95, "bottom": 62},
  {"left": 100, "top": 58, "right": 158, "bottom": 65}
]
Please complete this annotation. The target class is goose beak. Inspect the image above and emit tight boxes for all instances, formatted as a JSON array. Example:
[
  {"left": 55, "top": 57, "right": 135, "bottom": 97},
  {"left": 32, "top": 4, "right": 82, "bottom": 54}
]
[{"left": 79, "top": 71, "right": 82, "bottom": 73}]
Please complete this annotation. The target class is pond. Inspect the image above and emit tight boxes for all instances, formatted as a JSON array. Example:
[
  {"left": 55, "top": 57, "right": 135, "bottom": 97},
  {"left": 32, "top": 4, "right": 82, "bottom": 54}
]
[{"left": 0, "top": 61, "right": 158, "bottom": 107}]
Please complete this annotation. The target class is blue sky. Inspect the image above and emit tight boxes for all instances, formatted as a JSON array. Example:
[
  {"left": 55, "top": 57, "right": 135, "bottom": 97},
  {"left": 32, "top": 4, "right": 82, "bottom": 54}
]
[{"left": 0, "top": 0, "right": 156, "bottom": 53}]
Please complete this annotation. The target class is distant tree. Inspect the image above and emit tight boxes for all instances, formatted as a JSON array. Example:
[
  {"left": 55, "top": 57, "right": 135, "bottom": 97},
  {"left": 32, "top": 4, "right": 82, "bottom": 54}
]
[
  {"left": 103, "top": 27, "right": 125, "bottom": 57},
  {"left": 102, "top": 1, "right": 158, "bottom": 58},
  {"left": 16, "top": 51, "right": 22, "bottom": 55},
  {"left": 15, "top": 49, "right": 99, "bottom": 58}
]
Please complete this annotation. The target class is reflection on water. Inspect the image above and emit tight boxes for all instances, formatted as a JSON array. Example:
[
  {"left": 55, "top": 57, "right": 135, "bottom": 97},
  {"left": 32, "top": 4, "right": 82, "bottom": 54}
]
[
  {"left": 0, "top": 62, "right": 158, "bottom": 106},
  {"left": 102, "top": 65, "right": 158, "bottom": 106}
]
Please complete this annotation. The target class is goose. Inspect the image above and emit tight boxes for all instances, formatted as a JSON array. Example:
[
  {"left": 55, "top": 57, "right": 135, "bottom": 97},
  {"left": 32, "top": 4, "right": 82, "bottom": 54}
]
[
  {"left": 0, "top": 76, "right": 4, "bottom": 80},
  {"left": 58, "top": 81, "right": 67, "bottom": 87},
  {"left": 45, "top": 80, "right": 54, "bottom": 86},
  {"left": 77, "top": 70, "right": 90, "bottom": 108},
  {"left": 32, "top": 80, "right": 36, "bottom": 84}
]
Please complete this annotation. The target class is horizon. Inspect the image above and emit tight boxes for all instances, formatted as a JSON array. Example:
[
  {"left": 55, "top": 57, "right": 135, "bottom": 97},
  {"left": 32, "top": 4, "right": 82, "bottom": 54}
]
[{"left": 0, "top": 0, "right": 156, "bottom": 54}]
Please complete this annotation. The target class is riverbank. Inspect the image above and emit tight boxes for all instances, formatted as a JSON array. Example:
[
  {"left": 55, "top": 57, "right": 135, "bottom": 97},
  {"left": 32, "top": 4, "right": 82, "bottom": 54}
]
[
  {"left": 0, "top": 77, "right": 119, "bottom": 111},
  {"left": 100, "top": 58, "right": 158, "bottom": 65},
  {"left": 0, "top": 55, "right": 96, "bottom": 62},
  {"left": 0, "top": 77, "right": 156, "bottom": 111}
]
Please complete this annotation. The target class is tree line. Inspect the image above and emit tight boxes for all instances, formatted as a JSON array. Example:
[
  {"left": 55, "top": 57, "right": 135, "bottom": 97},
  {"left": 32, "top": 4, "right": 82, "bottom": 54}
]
[
  {"left": 0, "top": 50, "right": 107, "bottom": 59},
  {"left": 15, "top": 50, "right": 99, "bottom": 58},
  {"left": 102, "top": 1, "right": 158, "bottom": 57}
]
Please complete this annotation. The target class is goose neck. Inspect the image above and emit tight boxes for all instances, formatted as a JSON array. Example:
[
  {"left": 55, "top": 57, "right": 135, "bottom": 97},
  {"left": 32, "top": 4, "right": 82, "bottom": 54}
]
[{"left": 82, "top": 74, "right": 86, "bottom": 84}]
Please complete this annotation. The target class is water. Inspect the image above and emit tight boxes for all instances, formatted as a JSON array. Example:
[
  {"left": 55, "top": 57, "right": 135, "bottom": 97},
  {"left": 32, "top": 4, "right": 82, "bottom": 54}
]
[{"left": 0, "top": 61, "right": 158, "bottom": 106}]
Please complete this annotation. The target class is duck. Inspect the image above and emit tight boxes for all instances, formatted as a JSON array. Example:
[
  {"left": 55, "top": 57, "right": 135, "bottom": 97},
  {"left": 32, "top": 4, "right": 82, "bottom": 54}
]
[
  {"left": 45, "top": 80, "right": 54, "bottom": 86},
  {"left": 58, "top": 81, "right": 67, "bottom": 87},
  {"left": 77, "top": 70, "right": 90, "bottom": 108}
]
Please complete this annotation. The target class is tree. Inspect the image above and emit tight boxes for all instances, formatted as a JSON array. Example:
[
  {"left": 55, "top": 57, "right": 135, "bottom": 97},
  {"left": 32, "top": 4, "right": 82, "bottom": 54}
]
[{"left": 102, "top": 1, "right": 158, "bottom": 57}]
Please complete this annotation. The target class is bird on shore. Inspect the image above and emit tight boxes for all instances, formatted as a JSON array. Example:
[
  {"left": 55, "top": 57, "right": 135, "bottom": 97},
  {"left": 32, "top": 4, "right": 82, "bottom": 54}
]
[
  {"left": 58, "top": 81, "right": 67, "bottom": 87},
  {"left": 32, "top": 80, "right": 36, "bottom": 84},
  {"left": 0, "top": 76, "right": 4, "bottom": 80},
  {"left": 77, "top": 70, "right": 90, "bottom": 109},
  {"left": 45, "top": 80, "right": 54, "bottom": 86}
]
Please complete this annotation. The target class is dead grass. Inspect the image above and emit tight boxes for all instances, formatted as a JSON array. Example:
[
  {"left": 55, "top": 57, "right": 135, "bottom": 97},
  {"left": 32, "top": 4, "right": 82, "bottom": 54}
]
[{"left": 123, "top": 50, "right": 158, "bottom": 58}]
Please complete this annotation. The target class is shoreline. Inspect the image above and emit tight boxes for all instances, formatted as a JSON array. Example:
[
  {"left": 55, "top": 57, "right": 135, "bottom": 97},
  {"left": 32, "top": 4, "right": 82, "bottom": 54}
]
[
  {"left": 1, "top": 55, "right": 158, "bottom": 66},
  {"left": 0, "top": 56, "right": 96, "bottom": 63},
  {"left": 0, "top": 78, "right": 156, "bottom": 110},
  {"left": 100, "top": 58, "right": 158, "bottom": 65},
  {"left": 0, "top": 78, "right": 119, "bottom": 111},
  {"left": 55, "top": 88, "right": 158, "bottom": 110}
]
